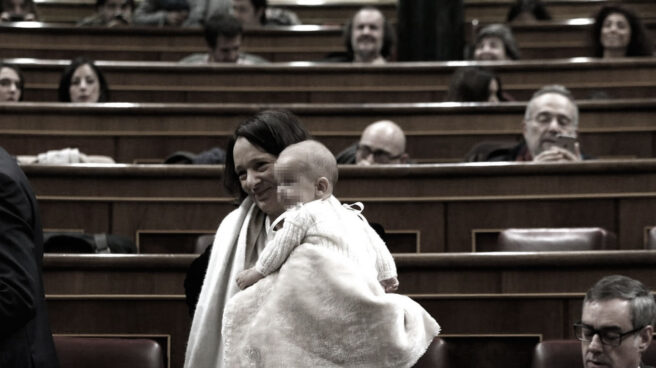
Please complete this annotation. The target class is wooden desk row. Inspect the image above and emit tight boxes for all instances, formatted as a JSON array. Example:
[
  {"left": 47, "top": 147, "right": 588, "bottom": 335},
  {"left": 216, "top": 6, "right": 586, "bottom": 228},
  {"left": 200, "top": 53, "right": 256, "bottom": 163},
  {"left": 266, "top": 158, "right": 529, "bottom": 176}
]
[
  {"left": 33, "top": 0, "right": 656, "bottom": 24},
  {"left": 43, "top": 250, "right": 656, "bottom": 368},
  {"left": 0, "top": 20, "right": 654, "bottom": 62},
  {"left": 3, "top": 99, "right": 656, "bottom": 163},
  {"left": 23, "top": 160, "right": 656, "bottom": 254},
  {"left": 7, "top": 58, "right": 656, "bottom": 103}
]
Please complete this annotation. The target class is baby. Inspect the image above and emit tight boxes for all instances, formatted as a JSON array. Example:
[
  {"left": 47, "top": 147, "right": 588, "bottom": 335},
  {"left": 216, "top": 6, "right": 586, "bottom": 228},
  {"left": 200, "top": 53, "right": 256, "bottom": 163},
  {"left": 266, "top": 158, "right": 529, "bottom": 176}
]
[{"left": 236, "top": 140, "right": 399, "bottom": 292}]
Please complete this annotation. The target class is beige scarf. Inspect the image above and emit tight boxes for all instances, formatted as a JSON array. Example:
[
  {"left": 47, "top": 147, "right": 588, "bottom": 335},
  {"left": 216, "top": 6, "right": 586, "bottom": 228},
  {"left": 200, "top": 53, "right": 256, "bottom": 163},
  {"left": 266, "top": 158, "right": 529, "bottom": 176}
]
[{"left": 184, "top": 198, "right": 267, "bottom": 368}]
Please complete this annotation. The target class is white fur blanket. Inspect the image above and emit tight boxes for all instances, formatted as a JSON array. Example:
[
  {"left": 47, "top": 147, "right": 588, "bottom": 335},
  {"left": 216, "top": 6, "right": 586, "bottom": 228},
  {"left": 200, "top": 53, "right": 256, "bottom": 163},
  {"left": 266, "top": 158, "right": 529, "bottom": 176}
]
[{"left": 223, "top": 244, "right": 440, "bottom": 368}]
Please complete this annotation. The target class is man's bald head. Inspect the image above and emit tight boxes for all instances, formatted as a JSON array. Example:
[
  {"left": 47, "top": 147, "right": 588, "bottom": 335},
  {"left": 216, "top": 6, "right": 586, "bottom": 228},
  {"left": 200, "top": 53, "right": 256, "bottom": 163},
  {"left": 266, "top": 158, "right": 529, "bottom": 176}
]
[{"left": 356, "top": 120, "right": 408, "bottom": 165}]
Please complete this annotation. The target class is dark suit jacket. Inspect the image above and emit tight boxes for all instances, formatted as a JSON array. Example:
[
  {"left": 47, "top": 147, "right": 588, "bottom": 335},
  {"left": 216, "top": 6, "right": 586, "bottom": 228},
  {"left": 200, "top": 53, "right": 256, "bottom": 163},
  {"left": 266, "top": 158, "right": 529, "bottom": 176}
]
[{"left": 0, "top": 147, "right": 59, "bottom": 368}]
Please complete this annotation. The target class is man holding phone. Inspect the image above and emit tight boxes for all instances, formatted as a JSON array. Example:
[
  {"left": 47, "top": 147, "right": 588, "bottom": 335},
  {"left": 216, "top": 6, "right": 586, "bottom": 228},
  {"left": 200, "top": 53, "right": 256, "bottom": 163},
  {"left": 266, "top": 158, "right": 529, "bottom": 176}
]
[
  {"left": 522, "top": 84, "right": 583, "bottom": 162},
  {"left": 466, "top": 84, "right": 583, "bottom": 162}
]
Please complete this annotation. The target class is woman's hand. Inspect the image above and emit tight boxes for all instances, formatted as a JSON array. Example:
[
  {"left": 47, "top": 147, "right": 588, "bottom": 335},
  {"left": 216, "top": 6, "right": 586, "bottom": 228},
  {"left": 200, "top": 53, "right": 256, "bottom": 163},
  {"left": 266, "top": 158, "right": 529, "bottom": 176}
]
[{"left": 236, "top": 268, "right": 264, "bottom": 290}]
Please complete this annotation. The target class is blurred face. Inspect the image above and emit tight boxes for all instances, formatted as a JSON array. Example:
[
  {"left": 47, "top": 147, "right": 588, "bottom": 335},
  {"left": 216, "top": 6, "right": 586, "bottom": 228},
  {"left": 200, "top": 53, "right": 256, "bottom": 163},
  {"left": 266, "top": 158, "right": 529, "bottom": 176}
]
[
  {"left": 488, "top": 78, "right": 499, "bottom": 102},
  {"left": 211, "top": 35, "right": 241, "bottom": 63},
  {"left": 351, "top": 9, "right": 384, "bottom": 61},
  {"left": 581, "top": 299, "right": 648, "bottom": 368},
  {"left": 232, "top": 0, "right": 261, "bottom": 26},
  {"left": 0, "top": 67, "right": 22, "bottom": 101},
  {"left": 274, "top": 155, "right": 317, "bottom": 209},
  {"left": 69, "top": 64, "right": 100, "bottom": 103},
  {"left": 601, "top": 13, "right": 631, "bottom": 51},
  {"left": 233, "top": 137, "right": 283, "bottom": 218},
  {"left": 523, "top": 93, "right": 577, "bottom": 158},
  {"left": 5, "top": 0, "right": 30, "bottom": 19},
  {"left": 474, "top": 36, "right": 508, "bottom": 61},
  {"left": 100, "top": 0, "right": 132, "bottom": 24}
]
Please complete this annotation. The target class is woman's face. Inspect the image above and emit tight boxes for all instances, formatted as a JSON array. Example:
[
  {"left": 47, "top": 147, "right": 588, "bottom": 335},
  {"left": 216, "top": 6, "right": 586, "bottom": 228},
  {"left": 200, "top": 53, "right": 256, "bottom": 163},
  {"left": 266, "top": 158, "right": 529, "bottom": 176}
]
[
  {"left": 488, "top": 78, "right": 499, "bottom": 102},
  {"left": 233, "top": 137, "right": 283, "bottom": 218},
  {"left": 474, "top": 36, "right": 508, "bottom": 61},
  {"left": 0, "top": 67, "right": 21, "bottom": 101},
  {"left": 69, "top": 63, "right": 100, "bottom": 103},
  {"left": 601, "top": 12, "right": 631, "bottom": 51}
]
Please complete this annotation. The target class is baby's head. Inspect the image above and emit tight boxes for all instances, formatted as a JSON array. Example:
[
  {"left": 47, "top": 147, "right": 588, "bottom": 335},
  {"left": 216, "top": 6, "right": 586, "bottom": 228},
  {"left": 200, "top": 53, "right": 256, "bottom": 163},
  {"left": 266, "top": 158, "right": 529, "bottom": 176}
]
[{"left": 274, "top": 140, "right": 338, "bottom": 209}]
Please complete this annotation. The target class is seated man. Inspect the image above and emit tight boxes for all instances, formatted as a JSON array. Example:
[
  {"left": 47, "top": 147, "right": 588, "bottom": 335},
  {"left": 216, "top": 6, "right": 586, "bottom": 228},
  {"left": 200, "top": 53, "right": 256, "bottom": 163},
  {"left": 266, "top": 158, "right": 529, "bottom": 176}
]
[
  {"left": 576, "top": 275, "right": 655, "bottom": 368},
  {"left": 77, "top": 0, "right": 134, "bottom": 26},
  {"left": 323, "top": 6, "right": 394, "bottom": 63},
  {"left": 466, "top": 84, "right": 583, "bottom": 162},
  {"left": 179, "top": 13, "right": 267, "bottom": 64},
  {"left": 336, "top": 120, "right": 409, "bottom": 165}
]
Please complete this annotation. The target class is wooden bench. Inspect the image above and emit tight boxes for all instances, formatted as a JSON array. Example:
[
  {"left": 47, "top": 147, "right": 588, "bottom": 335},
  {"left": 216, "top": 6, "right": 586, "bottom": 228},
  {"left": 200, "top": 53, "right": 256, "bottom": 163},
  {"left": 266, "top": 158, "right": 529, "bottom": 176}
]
[
  {"left": 7, "top": 58, "right": 656, "bottom": 103},
  {"left": 0, "top": 20, "right": 654, "bottom": 61},
  {"left": 2, "top": 99, "right": 656, "bottom": 163},
  {"left": 24, "top": 160, "right": 656, "bottom": 253},
  {"left": 32, "top": 0, "right": 656, "bottom": 24},
  {"left": 43, "top": 250, "right": 656, "bottom": 368}
]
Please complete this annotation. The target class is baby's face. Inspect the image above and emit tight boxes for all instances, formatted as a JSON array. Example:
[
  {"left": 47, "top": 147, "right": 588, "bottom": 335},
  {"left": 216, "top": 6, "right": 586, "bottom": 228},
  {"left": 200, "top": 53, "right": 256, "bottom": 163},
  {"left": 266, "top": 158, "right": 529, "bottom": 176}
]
[{"left": 274, "top": 160, "right": 317, "bottom": 209}]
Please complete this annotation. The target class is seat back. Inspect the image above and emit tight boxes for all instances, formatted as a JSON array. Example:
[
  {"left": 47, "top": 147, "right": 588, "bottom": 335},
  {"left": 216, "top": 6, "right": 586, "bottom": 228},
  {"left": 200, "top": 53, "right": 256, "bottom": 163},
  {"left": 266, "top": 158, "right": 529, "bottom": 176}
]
[
  {"left": 495, "top": 227, "right": 617, "bottom": 252},
  {"left": 532, "top": 339, "right": 656, "bottom": 368},
  {"left": 647, "top": 227, "right": 656, "bottom": 250},
  {"left": 54, "top": 336, "right": 165, "bottom": 368},
  {"left": 194, "top": 234, "right": 215, "bottom": 254},
  {"left": 412, "top": 337, "right": 451, "bottom": 368}
]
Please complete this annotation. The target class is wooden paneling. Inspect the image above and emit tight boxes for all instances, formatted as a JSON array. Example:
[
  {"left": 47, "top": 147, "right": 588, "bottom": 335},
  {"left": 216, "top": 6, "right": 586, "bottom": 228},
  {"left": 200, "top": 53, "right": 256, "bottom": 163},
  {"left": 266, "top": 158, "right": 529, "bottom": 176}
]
[
  {"left": 43, "top": 250, "right": 656, "bottom": 368},
  {"left": 0, "top": 20, "right": 655, "bottom": 62},
  {"left": 32, "top": 0, "right": 656, "bottom": 24},
  {"left": 2, "top": 100, "right": 656, "bottom": 162},
  {"left": 6, "top": 57, "right": 656, "bottom": 103},
  {"left": 24, "top": 160, "right": 656, "bottom": 253}
]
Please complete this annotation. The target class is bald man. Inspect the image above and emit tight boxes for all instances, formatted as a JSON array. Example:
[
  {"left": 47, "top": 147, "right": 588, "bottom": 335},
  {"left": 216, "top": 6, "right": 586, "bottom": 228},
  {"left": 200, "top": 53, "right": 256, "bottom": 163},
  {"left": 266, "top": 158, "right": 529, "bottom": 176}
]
[{"left": 336, "top": 120, "right": 409, "bottom": 165}]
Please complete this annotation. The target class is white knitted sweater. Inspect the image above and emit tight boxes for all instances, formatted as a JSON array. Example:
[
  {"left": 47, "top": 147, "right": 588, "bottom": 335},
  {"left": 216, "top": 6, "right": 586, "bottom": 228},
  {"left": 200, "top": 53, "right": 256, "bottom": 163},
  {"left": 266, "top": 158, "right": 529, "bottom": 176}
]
[{"left": 255, "top": 195, "right": 397, "bottom": 282}]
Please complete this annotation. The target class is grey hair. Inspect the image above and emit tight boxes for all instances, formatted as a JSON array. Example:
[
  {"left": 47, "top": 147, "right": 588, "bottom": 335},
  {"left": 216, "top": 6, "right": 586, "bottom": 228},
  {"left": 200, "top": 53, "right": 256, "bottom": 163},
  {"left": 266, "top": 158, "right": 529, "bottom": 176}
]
[
  {"left": 524, "top": 84, "right": 579, "bottom": 127},
  {"left": 584, "top": 275, "right": 656, "bottom": 329}
]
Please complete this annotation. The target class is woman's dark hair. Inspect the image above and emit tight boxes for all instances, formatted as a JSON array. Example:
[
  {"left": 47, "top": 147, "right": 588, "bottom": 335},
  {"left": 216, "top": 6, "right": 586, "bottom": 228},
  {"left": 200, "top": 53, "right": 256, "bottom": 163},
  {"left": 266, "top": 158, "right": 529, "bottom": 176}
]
[
  {"left": 591, "top": 5, "right": 653, "bottom": 57},
  {"left": 344, "top": 7, "right": 395, "bottom": 59},
  {"left": 224, "top": 109, "right": 311, "bottom": 200},
  {"left": 446, "top": 67, "right": 505, "bottom": 102},
  {"left": 507, "top": 0, "right": 552, "bottom": 22},
  {"left": 57, "top": 57, "right": 110, "bottom": 102},
  {"left": 0, "top": 62, "right": 25, "bottom": 101}
]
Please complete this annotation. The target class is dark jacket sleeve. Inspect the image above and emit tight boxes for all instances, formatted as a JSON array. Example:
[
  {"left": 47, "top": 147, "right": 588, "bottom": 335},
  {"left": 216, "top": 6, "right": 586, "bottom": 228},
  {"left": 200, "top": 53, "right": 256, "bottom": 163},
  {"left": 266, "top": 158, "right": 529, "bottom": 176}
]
[{"left": 0, "top": 171, "right": 39, "bottom": 338}]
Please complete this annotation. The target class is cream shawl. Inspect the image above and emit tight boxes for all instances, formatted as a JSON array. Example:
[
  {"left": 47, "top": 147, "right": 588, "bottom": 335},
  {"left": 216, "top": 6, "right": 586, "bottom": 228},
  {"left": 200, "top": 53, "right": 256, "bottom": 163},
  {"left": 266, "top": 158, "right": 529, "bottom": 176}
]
[{"left": 184, "top": 198, "right": 264, "bottom": 368}]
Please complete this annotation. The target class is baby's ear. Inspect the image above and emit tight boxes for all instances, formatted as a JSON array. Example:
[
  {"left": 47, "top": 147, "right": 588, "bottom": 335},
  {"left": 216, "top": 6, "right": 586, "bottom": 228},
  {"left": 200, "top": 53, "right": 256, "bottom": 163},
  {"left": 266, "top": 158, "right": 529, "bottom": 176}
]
[{"left": 316, "top": 177, "right": 330, "bottom": 196}]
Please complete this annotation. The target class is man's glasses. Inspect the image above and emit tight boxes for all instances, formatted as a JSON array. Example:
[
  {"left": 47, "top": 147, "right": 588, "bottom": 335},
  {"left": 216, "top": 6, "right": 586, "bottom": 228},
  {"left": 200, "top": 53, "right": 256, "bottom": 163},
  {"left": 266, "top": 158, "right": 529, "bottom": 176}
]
[
  {"left": 356, "top": 144, "right": 402, "bottom": 164},
  {"left": 573, "top": 322, "right": 644, "bottom": 346}
]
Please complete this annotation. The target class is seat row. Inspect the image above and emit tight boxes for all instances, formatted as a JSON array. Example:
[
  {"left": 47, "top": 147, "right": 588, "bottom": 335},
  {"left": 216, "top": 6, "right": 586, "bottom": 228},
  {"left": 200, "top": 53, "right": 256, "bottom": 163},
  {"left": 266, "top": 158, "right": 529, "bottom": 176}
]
[
  {"left": 43, "top": 250, "right": 656, "bottom": 368},
  {"left": 3, "top": 99, "right": 656, "bottom": 163},
  {"left": 0, "top": 20, "right": 654, "bottom": 61},
  {"left": 5, "top": 57, "right": 656, "bottom": 103},
  {"left": 24, "top": 160, "right": 656, "bottom": 253}
]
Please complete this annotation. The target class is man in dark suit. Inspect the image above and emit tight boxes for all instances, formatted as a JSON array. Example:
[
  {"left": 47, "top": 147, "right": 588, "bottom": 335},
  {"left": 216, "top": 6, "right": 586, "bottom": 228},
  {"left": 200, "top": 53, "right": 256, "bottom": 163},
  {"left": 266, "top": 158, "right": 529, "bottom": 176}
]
[
  {"left": 0, "top": 146, "right": 59, "bottom": 367},
  {"left": 577, "top": 275, "right": 655, "bottom": 368}
]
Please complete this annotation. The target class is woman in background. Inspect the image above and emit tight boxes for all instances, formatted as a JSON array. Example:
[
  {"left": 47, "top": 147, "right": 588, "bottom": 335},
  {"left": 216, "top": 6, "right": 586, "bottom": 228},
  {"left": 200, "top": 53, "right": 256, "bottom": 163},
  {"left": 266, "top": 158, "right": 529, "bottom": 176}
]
[
  {"left": 591, "top": 6, "right": 653, "bottom": 58},
  {"left": 446, "top": 67, "right": 511, "bottom": 102},
  {"left": 0, "top": 63, "right": 24, "bottom": 101},
  {"left": 58, "top": 57, "right": 110, "bottom": 102}
]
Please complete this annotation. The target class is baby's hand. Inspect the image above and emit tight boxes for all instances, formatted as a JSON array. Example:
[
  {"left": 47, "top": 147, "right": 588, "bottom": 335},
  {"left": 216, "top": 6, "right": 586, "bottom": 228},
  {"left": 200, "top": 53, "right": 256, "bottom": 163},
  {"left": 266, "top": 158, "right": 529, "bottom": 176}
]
[
  {"left": 236, "top": 268, "right": 264, "bottom": 290},
  {"left": 380, "top": 277, "right": 399, "bottom": 293}
]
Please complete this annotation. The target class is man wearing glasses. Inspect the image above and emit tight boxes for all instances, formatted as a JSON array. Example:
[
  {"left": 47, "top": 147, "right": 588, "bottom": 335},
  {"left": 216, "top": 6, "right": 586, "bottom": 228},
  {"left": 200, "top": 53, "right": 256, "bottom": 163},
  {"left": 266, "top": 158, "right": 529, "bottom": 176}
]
[
  {"left": 336, "top": 120, "right": 409, "bottom": 165},
  {"left": 576, "top": 275, "right": 655, "bottom": 368}
]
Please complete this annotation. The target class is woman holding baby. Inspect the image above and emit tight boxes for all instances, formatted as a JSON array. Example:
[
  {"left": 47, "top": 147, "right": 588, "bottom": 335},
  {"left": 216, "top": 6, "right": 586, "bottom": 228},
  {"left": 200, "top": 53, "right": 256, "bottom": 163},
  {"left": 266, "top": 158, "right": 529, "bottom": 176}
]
[{"left": 184, "top": 109, "right": 439, "bottom": 368}]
